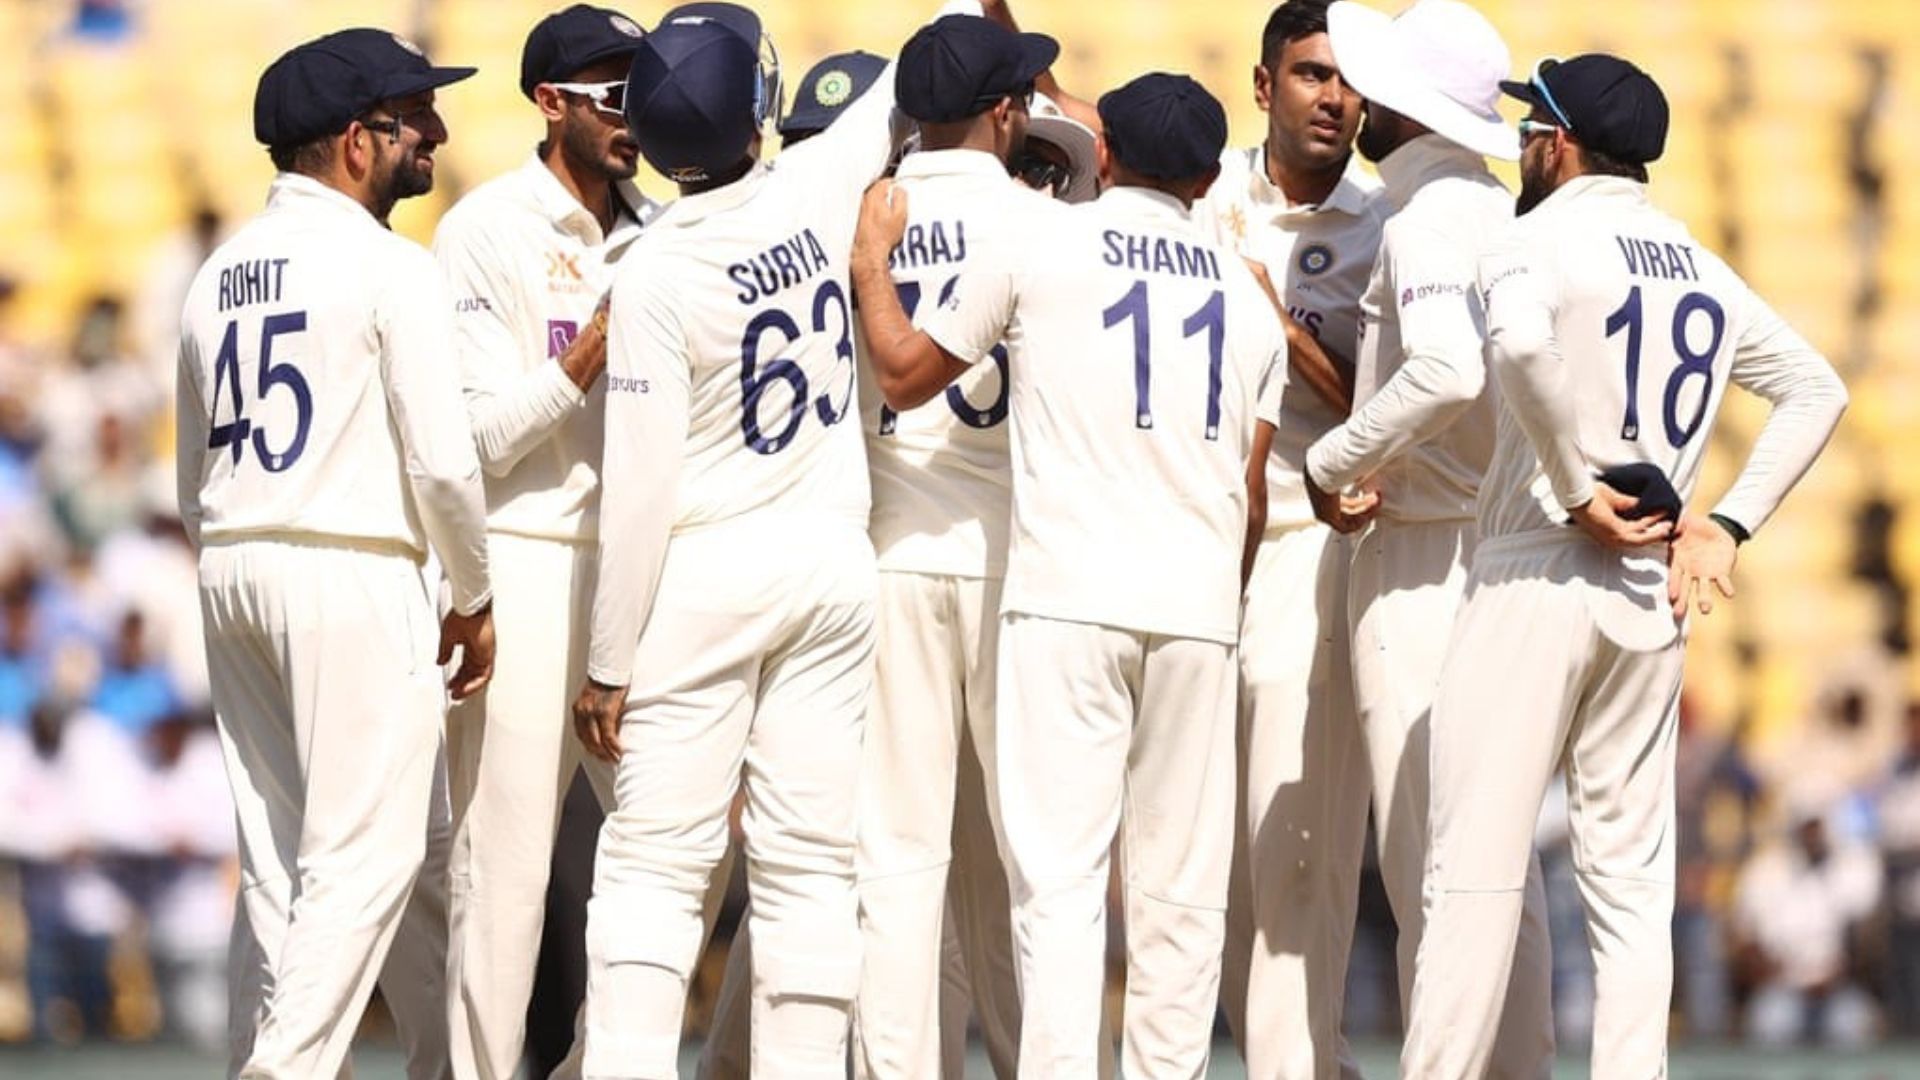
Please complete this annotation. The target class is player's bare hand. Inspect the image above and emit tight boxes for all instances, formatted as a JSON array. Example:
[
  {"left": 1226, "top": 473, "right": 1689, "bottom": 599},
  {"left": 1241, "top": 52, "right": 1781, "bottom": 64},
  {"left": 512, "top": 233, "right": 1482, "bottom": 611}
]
[
  {"left": 852, "top": 179, "right": 909, "bottom": 269},
  {"left": 1568, "top": 482, "right": 1675, "bottom": 550},
  {"left": 1667, "top": 513, "right": 1738, "bottom": 618},
  {"left": 438, "top": 604, "right": 496, "bottom": 701},
  {"left": 1305, "top": 467, "right": 1378, "bottom": 534},
  {"left": 572, "top": 679, "right": 626, "bottom": 764}
]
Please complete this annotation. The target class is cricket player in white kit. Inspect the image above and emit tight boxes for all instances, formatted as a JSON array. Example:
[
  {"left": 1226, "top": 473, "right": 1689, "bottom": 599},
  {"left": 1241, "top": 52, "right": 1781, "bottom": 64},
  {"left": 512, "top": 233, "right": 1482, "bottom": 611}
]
[
  {"left": 569, "top": 4, "right": 979, "bottom": 1076},
  {"left": 176, "top": 30, "right": 494, "bottom": 1080},
  {"left": 1191, "top": 5, "right": 1387, "bottom": 1076},
  {"left": 1300, "top": 4, "right": 1555, "bottom": 1072},
  {"left": 1405, "top": 54, "right": 1847, "bottom": 1079},
  {"left": 849, "top": 16, "right": 1060, "bottom": 1079},
  {"left": 855, "top": 73, "right": 1283, "bottom": 1078},
  {"left": 431, "top": 8, "right": 654, "bottom": 1077}
]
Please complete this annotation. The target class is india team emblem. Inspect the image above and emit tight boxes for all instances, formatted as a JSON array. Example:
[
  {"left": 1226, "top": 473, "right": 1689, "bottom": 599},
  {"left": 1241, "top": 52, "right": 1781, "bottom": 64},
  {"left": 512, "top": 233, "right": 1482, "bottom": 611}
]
[
  {"left": 1297, "top": 243, "right": 1334, "bottom": 276},
  {"left": 816, "top": 70, "right": 855, "bottom": 107}
]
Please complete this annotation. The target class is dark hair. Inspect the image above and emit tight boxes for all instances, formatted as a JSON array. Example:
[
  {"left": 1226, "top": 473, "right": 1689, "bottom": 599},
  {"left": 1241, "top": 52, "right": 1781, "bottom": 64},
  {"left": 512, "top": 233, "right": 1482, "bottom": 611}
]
[
  {"left": 268, "top": 137, "right": 335, "bottom": 175},
  {"left": 1261, "top": 0, "right": 1333, "bottom": 69},
  {"left": 1581, "top": 144, "right": 1649, "bottom": 183}
]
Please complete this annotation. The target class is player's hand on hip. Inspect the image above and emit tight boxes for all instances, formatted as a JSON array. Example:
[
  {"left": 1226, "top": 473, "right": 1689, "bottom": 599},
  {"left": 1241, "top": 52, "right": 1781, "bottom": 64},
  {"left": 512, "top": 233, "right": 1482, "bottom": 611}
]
[
  {"left": 1667, "top": 512, "right": 1738, "bottom": 618},
  {"left": 1305, "top": 466, "right": 1378, "bottom": 534},
  {"left": 1568, "top": 481, "right": 1675, "bottom": 550},
  {"left": 439, "top": 603, "right": 496, "bottom": 701},
  {"left": 572, "top": 679, "right": 626, "bottom": 764},
  {"left": 852, "top": 179, "right": 909, "bottom": 270}
]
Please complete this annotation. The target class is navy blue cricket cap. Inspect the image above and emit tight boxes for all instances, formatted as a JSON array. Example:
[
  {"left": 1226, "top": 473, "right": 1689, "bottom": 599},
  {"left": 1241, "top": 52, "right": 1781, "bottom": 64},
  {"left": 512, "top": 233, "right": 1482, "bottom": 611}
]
[
  {"left": 519, "top": 5, "right": 647, "bottom": 100},
  {"left": 1501, "top": 53, "right": 1669, "bottom": 165},
  {"left": 780, "top": 50, "right": 887, "bottom": 138},
  {"left": 896, "top": 15, "right": 1058, "bottom": 124},
  {"left": 624, "top": 4, "right": 765, "bottom": 183},
  {"left": 1096, "top": 73, "right": 1227, "bottom": 182},
  {"left": 254, "top": 28, "right": 475, "bottom": 147}
]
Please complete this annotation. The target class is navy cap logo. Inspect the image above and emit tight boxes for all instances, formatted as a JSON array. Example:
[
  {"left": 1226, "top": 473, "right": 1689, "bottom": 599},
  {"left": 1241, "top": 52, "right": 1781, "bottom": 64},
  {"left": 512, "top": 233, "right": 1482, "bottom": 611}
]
[
  {"left": 815, "top": 70, "right": 853, "bottom": 107},
  {"left": 1298, "top": 244, "right": 1334, "bottom": 276},
  {"left": 391, "top": 33, "right": 424, "bottom": 57},
  {"left": 610, "top": 14, "right": 643, "bottom": 37}
]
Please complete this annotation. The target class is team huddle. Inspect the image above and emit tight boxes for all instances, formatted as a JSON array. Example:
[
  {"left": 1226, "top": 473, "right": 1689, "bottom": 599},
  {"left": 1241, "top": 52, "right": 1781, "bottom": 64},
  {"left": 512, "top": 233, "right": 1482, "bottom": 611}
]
[{"left": 172, "top": 0, "right": 1849, "bottom": 1077}]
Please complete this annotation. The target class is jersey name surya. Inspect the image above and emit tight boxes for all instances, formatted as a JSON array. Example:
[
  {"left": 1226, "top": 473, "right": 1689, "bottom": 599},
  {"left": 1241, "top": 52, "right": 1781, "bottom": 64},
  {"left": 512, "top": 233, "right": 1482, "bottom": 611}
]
[{"left": 728, "top": 227, "right": 832, "bottom": 305}]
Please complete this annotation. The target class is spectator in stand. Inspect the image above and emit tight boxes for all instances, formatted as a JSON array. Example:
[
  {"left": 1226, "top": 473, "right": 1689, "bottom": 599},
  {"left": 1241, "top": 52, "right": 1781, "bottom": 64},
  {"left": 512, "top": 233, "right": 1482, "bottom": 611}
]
[
  {"left": 1874, "top": 701, "right": 1920, "bottom": 1036},
  {"left": 88, "top": 609, "right": 181, "bottom": 737},
  {"left": 143, "top": 710, "right": 237, "bottom": 1049},
  {"left": 1733, "top": 806, "right": 1883, "bottom": 1046},
  {"left": 1674, "top": 698, "right": 1760, "bottom": 1039}
]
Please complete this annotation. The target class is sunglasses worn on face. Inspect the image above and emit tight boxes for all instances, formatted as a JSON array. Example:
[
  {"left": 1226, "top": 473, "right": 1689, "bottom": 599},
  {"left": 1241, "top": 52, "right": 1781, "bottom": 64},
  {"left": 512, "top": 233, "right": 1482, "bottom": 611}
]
[{"left": 552, "top": 80, "right": 627, "bottom": 117}]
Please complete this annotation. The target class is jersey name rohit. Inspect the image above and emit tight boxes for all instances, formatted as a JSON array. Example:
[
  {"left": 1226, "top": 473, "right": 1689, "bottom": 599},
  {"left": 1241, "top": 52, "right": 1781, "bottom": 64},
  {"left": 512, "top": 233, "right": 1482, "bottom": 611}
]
[
  {"left": 728, "top": 227, "right": 832, "bottom": 305},
  {"left": 218, "top": 257, "right": 292, "bottom": 312},
  {"left": 1101, "top": 229, "right": 1222, "bottom": 282}
]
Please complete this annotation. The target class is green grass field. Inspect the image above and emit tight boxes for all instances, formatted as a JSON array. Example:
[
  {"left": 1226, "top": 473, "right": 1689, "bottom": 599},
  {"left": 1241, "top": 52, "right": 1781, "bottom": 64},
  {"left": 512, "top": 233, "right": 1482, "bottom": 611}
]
[{"left": 9, "top": 1040, "right": 1920, "bottom": 1078}]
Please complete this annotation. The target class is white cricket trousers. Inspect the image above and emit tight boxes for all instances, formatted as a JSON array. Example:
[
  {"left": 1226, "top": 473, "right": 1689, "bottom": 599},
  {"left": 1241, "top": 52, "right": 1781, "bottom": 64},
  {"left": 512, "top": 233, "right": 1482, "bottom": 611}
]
[
  {"left": 582, "top": 516, "right": 877, "bottom": 1080},
  {"left": 854, "top": 570, "right": 1020, "bottom": 1080},
  {"left": 1219, "top": 523, "right": 1370, "bottom": 1080},
  {"left": 1404, "top": 534, "right": 1685, "bottom": 1080},
  {"left": 997, "top": 613, "right": 1236, "bottom": 1080},
  {"left": 200, "top": 539, "right": 451, "bottom": 1080},
  {"left": 1347, "top": 519, "right": 1556, "bottom": 1079},
  {"left": 446, "top": 531, "right": 616, "bottom": 1080}
]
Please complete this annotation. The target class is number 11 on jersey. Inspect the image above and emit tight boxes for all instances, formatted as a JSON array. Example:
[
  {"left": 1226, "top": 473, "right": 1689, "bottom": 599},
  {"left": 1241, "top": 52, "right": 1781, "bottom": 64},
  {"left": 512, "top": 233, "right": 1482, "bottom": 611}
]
[{"left": 1101, "top": 280, "right": 1226, "bottom": 439}]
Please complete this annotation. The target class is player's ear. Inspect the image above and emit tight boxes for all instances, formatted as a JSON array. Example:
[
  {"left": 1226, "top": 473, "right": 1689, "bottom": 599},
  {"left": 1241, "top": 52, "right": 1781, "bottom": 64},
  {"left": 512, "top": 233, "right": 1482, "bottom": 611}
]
[
  {"left": 533, "top": 83, "right": 568, "bottom": 123},
  {"left": 1252, "top": 61, "right": 1273, "bottom": 112},
  {"left": 1094, "top": 132, "right": 1113, "bottom": 186}
]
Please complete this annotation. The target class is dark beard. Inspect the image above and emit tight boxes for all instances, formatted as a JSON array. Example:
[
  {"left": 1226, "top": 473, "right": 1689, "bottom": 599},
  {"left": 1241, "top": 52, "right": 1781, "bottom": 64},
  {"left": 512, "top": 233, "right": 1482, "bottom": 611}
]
[
  {"left": 1355, "top": 111, "right": 1399, "bottom": 164},
  {"left": 1515, "top": 168, "right": 1552, "bottom": 215},
  {"left": 564, "top": 119, "right": 639, "bottom": 182}
]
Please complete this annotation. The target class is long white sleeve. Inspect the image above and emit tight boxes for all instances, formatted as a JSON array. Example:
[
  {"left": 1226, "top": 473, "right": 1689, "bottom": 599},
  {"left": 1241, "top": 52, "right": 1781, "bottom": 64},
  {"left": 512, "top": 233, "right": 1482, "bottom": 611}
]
[
  {"left": 1708, "top": 292, "right": 1848, "bottom": 534},
  {"left": 1306, "top": 221, "right": 1486, "bottom": 490},
  {"left": 585, "top": 266, "right": 691, "bottom": 686},
  {"left": 173, "top": 334, "right": 208, "bottom": 550},
  {"left": 1478, "top": 231, "right": 1593, "bottom": 511},
  {"left": 435, "top": 219, "right": 587, "bottom": 477},
  {"left": 378, "top": 248, "right": 492, "bottom": 614}
]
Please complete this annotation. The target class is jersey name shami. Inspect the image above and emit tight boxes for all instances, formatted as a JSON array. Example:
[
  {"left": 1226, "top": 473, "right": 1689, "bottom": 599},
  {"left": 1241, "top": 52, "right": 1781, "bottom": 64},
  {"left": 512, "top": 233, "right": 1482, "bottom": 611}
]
[
  {"left": 218, "top": 258, "right": 291, "bottom": 312},
  {"left": 729, "top": 228, "right": 832, "bottom": 305},
  {"left": 1616, "top": 236, "right": 1700, "bottom": 282},
  {"left": 1101, "top": 230, "right": 1222, "bottom": 282},
  {"left": 888, "top": 219, "right": 969, "bottom": 271}
]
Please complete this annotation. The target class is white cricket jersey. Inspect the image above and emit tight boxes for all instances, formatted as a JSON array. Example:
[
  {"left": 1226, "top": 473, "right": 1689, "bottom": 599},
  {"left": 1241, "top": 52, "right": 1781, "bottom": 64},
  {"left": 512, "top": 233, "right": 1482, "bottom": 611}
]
[
  {"left": 585, "top": 57, "right": 911, "bottom": 686},
  {"left": 1305, "top": 134, "right": 1512, "bottom": 524},
  {"left": 922, "top": 187, "right": 1286, "bottom": 645},
  {"left": 1194, "top": 146, "right": 1386, "bottom": 531},
  {"left": 433, "top": 153, "right": 659, "bottom": 542},
  {"left": 1477, "top": 174, "right": 1847, "bottom": 542},
  {"left": 175, "top": 173, "right": 491, "bottom": 613},
  {"left": 861, "top": 148, "right": 1053, "bottom": 580}
]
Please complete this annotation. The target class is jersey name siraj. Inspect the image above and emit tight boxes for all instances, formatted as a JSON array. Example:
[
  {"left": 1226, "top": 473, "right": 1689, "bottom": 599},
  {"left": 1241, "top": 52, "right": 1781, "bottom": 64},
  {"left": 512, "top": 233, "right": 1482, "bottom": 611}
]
[
  {"left": 218, "top": 257, "right": 291, "bottom": 312},
  {"left": 729, "top": 228, "right": 832, "bottom": 305},
  {"left": 1100, "top": 230, "right": 1221, "bottom": 282},
  {"left": 888, "top": 219, "right": 968, "bottom": 271},
  {"left": 1615, "top": 236, "right": 1700, "bottom": 282}
]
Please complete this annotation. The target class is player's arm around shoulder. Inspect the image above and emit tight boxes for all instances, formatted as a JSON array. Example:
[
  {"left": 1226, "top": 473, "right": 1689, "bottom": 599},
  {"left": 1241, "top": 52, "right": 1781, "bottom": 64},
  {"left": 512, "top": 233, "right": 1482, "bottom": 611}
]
[{"left": 849, "top": 179, "right": 979, "bottom": 409}]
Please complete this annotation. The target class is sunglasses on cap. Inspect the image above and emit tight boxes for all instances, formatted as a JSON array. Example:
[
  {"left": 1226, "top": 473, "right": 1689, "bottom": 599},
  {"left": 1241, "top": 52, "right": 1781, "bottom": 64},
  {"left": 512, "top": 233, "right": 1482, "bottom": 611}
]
[
  {"left": 1517, "top": 118, "right": 1561, "bottom": 141},
  {"left": 551, "top": 79, "right": 628, "bottom": 117},
  {"left": 1527, "top": 57, "right": 1575, "bottom": 132}
]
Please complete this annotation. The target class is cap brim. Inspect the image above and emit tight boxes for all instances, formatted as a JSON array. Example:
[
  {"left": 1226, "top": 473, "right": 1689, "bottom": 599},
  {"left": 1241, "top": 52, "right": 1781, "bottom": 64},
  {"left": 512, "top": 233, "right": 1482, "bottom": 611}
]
[
  {"left": 385, "top": 65, "right": 478, "bottom": 101},
  {"left": 1027, "top": 109, "right": 1097, "bottom": 204},
  {"left": 1499, "top": 79, "right": 1539, "bottom": 106},
  {"left": 1327, "top": 1, "right": 1519, "bottom": 162}
]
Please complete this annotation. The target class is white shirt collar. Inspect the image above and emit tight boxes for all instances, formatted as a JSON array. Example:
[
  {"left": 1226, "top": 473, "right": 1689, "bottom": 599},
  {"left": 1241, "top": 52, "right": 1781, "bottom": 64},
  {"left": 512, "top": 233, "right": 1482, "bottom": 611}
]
[
  {"left": 650, "top": 160, "right": 771, "bottom": 230},
  {"left": 516, "top": 152, "right": 652, "bottom": 248},
  {"left": 1534, "top": 173, "right": 1650, "bottom": 215},
  {"left": 1096, "top": 184, "right": 1193, "bottom": 223},
  {"left": 1242, "top": 145, "right": 1374, "bottom": 218},
  {"left": 266, "top": 172, "right": 379, "bottom": 223},
  {"left": 893, "top": 147, "right": 1013, "bottom": 183},
  {"left": 1375, "top": 133, "right": 1495, "bottom": 209}
]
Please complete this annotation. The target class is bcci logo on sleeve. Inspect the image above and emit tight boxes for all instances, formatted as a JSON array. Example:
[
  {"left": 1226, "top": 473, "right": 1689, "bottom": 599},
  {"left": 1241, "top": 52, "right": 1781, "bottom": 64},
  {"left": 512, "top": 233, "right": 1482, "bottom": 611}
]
[
  {"left": 815, "top": 71, "right": 855, "bottom": 107},
  {"left": 1297, "top": 243, "right": 1334, "bottom": 276}
]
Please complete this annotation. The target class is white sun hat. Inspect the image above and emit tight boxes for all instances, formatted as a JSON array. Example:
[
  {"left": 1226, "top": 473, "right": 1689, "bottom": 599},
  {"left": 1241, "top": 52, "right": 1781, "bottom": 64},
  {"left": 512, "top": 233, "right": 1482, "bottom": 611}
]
[
  {"left": 1027, "top": 91, "right": 1099, "bottom": 204},
  {"left": 1327, "top": 0, "right": 1519, "bottom": 162}
]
